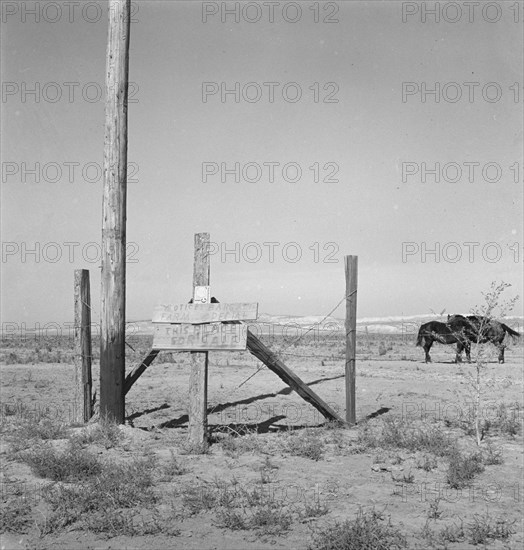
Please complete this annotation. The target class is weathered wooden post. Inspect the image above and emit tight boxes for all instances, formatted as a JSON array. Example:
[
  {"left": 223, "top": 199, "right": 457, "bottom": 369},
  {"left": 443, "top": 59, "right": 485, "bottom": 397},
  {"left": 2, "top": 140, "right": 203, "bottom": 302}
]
[
  {"left": 100, "top": 0, "right": 131, "bottom": 423},
  {"left": 188, "top": 233, "right": 211, "bottom": 447},
  {"left": 345, "top": 256, "right": 358, "bottom": 425},
  {"left": 74, "top": 270, "right": 93, "bottom": 423}
]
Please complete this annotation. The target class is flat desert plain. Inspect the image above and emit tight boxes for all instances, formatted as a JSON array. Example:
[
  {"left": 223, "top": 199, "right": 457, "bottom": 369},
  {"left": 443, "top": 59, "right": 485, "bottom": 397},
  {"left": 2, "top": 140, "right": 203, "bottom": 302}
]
[{"left": 1, "top": 332, "right": 523, "bottom": 549}]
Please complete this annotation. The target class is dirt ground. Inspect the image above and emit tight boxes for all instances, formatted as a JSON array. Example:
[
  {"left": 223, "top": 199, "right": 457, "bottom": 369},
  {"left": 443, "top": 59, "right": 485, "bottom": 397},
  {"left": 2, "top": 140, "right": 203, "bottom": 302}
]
[{"left": 1, "top": 336, "right": 523, "bottom": 549}]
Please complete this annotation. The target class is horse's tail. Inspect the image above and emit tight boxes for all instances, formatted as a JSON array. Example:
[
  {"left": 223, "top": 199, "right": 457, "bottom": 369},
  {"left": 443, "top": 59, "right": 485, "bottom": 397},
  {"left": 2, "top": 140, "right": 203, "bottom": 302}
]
[
  {"left": 416, "top": 327, "right": 424, "bottom": 347},
  {"left": 501, "top": 323, "right": 521, "bottom": 340}
]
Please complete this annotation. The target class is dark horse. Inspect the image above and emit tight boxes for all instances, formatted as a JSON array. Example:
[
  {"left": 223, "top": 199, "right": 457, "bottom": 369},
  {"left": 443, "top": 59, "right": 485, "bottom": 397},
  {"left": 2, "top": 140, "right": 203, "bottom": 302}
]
[
  {"left": 446, "top": 314, "right": 520, "bottom": 364},
  {"left": 416, "top": 316, "right": 521, "bottom": 364},
  {"left": 416, "top": 321, "right": 471, "bottom": 363}
]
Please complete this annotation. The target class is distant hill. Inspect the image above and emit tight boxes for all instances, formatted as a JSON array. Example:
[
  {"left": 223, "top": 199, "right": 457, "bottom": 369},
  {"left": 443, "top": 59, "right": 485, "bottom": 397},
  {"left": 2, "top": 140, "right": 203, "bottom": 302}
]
[{"left": 128, "top": 313, "right": 523, "bottom": 336}]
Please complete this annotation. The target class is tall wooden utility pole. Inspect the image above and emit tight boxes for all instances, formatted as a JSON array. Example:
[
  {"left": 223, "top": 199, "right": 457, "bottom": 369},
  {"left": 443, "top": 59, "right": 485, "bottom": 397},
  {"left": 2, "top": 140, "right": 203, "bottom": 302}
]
[
  {"left": 100, "top": 0, "right": 131, "bottom": 423},
  {"left": 345, "top": 256, "right": 358, "bottom": 425}
]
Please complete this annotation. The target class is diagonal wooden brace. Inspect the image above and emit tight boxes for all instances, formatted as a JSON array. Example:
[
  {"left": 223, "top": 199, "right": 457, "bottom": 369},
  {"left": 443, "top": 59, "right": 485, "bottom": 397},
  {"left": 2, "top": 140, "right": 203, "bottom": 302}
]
[
  {"left": 124, "top": 349, "right": 159, "bottom": 395},
  {"left": 246, "top": 330, "right": 346, "bottom": 424}
]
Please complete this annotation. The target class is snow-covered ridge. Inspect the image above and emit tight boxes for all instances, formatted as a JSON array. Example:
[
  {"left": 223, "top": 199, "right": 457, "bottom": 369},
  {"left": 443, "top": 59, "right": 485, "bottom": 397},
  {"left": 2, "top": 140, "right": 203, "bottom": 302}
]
[{"left": 124, "top": 313, "right": 523, "bottom": 336}]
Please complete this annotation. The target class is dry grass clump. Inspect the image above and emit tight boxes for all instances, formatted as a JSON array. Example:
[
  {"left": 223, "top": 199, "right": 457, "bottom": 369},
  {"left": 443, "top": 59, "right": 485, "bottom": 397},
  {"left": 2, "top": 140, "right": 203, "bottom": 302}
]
[
  {"left": 445, "top": 450, "right": 484, "bottom": 489},
  {"left": 20, "top": 440, "right": 102, "bottom": 481},
  {"left": 158, "top": 450, "right": 190, "bottom": 480},
  {"left": 183, "top": 479, "right": 294, "bottom": 537},
  {"left": 308, "top": 508, "right": 407, "bottom": 550},
  {"left": 0, "top": 497, "right": 34, "bottom": 534},
  {"left": 444, "top": 402, "right": 521, "bottom": 438},
  {"left": 284, "top": 429, "right": 325, "bottom": 461},
  {"left": 72, "top": 417, "right": 123, "bottom": 449},
  {"left": 357, "top": 417, "right": 457, "bottom": 457},
  {"left": 40, "top": 454, "right": 158, "bottom": 534},
  {"left": 421, "top": 511, "right": 516, "bottom": 547},
  {"left": 1, "top": 401, "right": 69, "bottom": 454}
]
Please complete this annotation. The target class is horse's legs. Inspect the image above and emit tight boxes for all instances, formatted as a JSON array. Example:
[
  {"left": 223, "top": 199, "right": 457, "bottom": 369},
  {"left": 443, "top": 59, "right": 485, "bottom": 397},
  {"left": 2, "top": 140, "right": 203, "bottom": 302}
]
[
  {"left": 498, "top": 343, "right": 505, "bottom": 364},
  {"left": 464, "top": 341, "right": 471, "bottom": 363},
  {"left": 455, "top": 342, "right": 463, "bottom": 363},
  {"left": 423, "top": 339, "right": 432, "bottom": 363}
]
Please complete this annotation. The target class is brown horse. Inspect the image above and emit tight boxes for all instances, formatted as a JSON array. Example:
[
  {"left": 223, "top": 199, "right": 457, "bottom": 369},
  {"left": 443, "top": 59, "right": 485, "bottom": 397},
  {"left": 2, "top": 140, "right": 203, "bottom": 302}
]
[
  {"left": 446, "top": 314, "right": 521, "bottom": 364},
  {"left": 416, "top": 321, "right": 470, "bottom": 363}
]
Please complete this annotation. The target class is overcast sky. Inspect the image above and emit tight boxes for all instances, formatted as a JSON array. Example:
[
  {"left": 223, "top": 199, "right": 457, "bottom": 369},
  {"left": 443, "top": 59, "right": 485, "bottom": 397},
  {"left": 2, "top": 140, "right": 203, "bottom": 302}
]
[{"left": 1, "top": 0, "right": 523, "bottom": 326}]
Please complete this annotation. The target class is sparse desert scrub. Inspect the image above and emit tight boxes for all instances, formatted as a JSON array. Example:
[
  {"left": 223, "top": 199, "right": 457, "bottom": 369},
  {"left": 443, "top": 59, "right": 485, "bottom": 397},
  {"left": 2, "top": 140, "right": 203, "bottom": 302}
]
[
  {"left": 358, "top": 416, "right": 495, "bottom": 492},
  {"left": 194, "top": 479, "right": 294, "bottom": 537},
  {"left": 19, "top": 439, "right": 103, "bottom": 482},
  {"left": 215, "top": 426, "right": 265, "bottom": 457},
  {"left": 421, "top": 511, "right": 516, "bottom": 547},
  {"left": 1, "top": 319, "right": 521, "bottom": 548},
  {"left": 308, "top": 508, "right": 407, "bottom": 550},
  {"left": 356, "top": 416, "right": 457, "bottom": 457},
  {"left": 71, "top": 416, "right": 123, "bottom": 449},
  {"left": 0, "top": 497, "right": 34, "bottom": 534},
  {"left": 445, "top": 449, "right": 485, "bottom": 489},
  {"left": 158, "top": 449, "right": 190, "bottom": 479},
  {"left": 284, "top": 428, "right": 325, "bottom": 461},
  {"left": 1, "top": 402, "right": 69, "bottom": 454},
  {"left": 38, "top": 454, "right": 158, "bottom": 534},
  {"left": 445, "top": 400, "right": 521, "bottom": 439}
]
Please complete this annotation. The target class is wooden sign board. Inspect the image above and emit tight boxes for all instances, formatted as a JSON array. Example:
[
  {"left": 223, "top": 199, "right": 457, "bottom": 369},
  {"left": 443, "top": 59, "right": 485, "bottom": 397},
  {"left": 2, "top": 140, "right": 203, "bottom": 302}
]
[
  {"left": 153, "top": 322, "right": 247, "bottom": 350},
  {"left": 152, "top": 302, "right": 258, "bottom": 324}
]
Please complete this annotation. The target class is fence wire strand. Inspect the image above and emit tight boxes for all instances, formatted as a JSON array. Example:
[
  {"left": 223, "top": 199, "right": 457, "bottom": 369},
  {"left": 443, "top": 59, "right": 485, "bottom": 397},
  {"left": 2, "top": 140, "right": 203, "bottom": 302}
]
[{"left": 206, "top": 294, "right": 348, "bottom": 416}]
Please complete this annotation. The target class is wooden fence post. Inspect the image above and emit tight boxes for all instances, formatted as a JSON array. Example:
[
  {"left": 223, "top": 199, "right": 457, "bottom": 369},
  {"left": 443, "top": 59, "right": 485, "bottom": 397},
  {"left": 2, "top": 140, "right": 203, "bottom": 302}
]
[
  {"left": 100, "top": 0, "right": 131, "bottom": 423},
  {"left": 345, "top": 256, "right": 358, "bottom": 425},
  {"left": 188, "top": 233, "right": 210, "bottom": 447},
  {"left": 74, "top": 270, "right": 93, "bottom": 423}
]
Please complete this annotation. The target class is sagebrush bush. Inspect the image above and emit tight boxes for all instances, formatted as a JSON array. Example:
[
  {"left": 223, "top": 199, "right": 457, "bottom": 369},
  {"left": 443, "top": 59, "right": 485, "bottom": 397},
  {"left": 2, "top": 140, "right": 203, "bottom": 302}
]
[
  {"left": 467, "top": 511, "right": 516, "bottom": 545},
  {"left": 446, "top": 450, "right": 484, "bottom": 489},
  {"left": 0, "top": 498, "right": 34, "bottom": 534},
  {"left": 308, "top": 508, "right": 407, "bottom": 550},
  {"left": 41, "top": 455, "right": 157, "bottom": 533},
  {"left": 72, "top": 418, "right": 123, "bottom": 449},
  {"left": 358, "top": 417, "right": 456, "bottom": 457},
  {"left": 20, "top": 440, "right": 102, "bottom": 481},
  {"left": 285, "top": 430, "right": 324, "bottom": 461}
]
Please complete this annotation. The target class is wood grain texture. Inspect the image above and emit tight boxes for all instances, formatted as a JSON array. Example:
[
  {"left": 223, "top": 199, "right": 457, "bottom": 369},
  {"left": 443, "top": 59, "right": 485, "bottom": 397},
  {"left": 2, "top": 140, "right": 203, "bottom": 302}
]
[
  {"left": 124, "top": 349, "right": 159, "bottom": 395},
  {"left": 74, "top": 270, "right": 93, "bottom": 423},
  {"left": 152, "top": 303, "right": 258, "bottom": 324},
  {"left": 100, "top": 0, "right": 131, "bottom": 423},
  {"left": 189, "top": 233, "right": 210, "bottom": 446},
  {"left": 345, "top": 256, "right": 358, "bottom": 425},
  {"left": 153, "top": 323, "right": 247, "bottom": 350}
]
